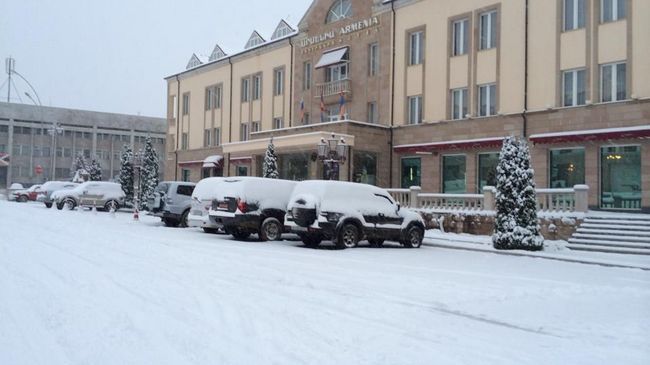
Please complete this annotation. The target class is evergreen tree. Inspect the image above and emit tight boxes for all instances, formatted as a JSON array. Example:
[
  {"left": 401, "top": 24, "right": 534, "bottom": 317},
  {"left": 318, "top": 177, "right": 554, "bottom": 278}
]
[
  {"left": 70, "top": 152, "right": 88, "bottom": 181},
  {"left": 118, "top": 145, "right": 134, "bottom": 205},
  {"left": 141, "top": 136, "right": 160, "bottom": 207},
  {"left": 262, "top": 137, "right": 279, "bottom": 179},
  {"left": 492, "top": 136, "right": 544, "bottom": 251},
  {"left": 88, "top": 158, "right": 103, "bottom": 181}
]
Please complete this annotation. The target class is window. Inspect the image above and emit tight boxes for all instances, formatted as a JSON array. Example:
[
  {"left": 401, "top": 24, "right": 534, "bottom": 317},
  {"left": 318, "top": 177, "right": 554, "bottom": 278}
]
[
  {"left": 408, "top": 96, "right": 422, "bottom": 124},
  {"left": 181, "top": 169, "right": 190, "bottom": 182},
  {"left": 176, "top": 185, "right": 194, "bottom": 196},
  {"left": 563, "top": 69, "right": 586, "bottom": 106},
  {"left": 478, "top": 153, "right": 499, "bottom": 192},
  {"left": 478, "top": 84, "right": 496, "bottom": 116},
  {"left": 367, "top": 102, "right": 377, "bottom": 123},
  {"left": 205, "top": 87, "right": 214, "bottom": 110},
  {"left": 325, "top": 63, "right": 348, "bottom": 82},
  {"left": 326, "top": 0, "right": 352, "bottom": 24},
  {"left": 237, "top": 166, "right": 249, "bottom": 176},
  {"left": 479, "top": 11, "right": 497, "bottom": 50},
  {"left": 409, "top": 31, "right": 424, "bottom": 65},
  {"left": 0, "top": 144, "right": 6, "bottom": 153},
  {"left": 564, "top": 0, "right": 585, "bottom": 31},
  {"left": 273, "top": 118, "right": 283, "bottom": 129},
  {"left": 442, "top": 155, "right": 466, "bottom": 193},
  {"left": 274, "top": 68, "right": 284, "bottom": 96},
  {"left": 241, "top": 78, "right": 250, "bottom": 102},
  {"left": 600, "top": 145, "right": 641, "bottom": 209},
  {"left": 401, "top": 158, "right": 421, "bottom": 188},
  {"left": 0, "top": 125, "right": 8, "bottom": 133},
  {"left": 250, "top": 121, "right": 260, "bottom": 134},
  {"left": 182, "top": 93, "right": 190, "bottom": 115},
  {"left": 452, "top": 19, "right": 469, "bottom": 56},
  {"left": 602, "top": 0, "right": 626, "bottom": 22},
  {"left": 353, "top": 151, "right": 377, "bottom": 186},
  {"left": 171, "top": 95, "right": 178, "bottom": 119},
  {"left": 279, "top": 154, "right": 309, "bottom": 181},
  {"left": 215, "top": 86, "right": 222, "bottom": 108},
  {"left": 451, "top": 88, "right": 468, "bottom": 120},
  {"left": 368, "top": 43, "right": 379, "bottom": 76},
  {"left": 64, "top": 148, "right": 72, "bottom": 157},
  {"left": 550, "top": 148, "right": 585, "bottom": 188},
  {"left": 601, "top": 62, "right": 626, "bottom": 102},
  {"left": 240, "top": 123, "right": 249, "bottom": 141},
  {"left": 303, "top": 112, "right": 310, "bottom": 125},
  {"left": 252, "top": 74, "right": 261, "bottom": 100},
  {"left": 213, "top": 128, "right": 220, "bottom": 146},
  {"left": 204, "top": 129, "right": 211, "bottom": 147},
  {"left": 303, "top": 62, "right": 311, "bottom": 90},
  {"left": 181, "top": 133, "right": 188, "bottom": 150}
]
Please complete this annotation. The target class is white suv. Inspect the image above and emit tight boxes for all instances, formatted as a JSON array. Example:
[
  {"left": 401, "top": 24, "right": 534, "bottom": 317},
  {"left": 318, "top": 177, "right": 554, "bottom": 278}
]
[{"left": 52, "top": 181, "right": 126, "bottom": 211}]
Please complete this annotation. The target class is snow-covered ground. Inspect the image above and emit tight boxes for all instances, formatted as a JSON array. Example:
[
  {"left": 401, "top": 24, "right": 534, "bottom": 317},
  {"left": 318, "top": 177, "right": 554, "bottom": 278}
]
[{"left": 1, "top": 201, "right": 649, "bottom": 365}]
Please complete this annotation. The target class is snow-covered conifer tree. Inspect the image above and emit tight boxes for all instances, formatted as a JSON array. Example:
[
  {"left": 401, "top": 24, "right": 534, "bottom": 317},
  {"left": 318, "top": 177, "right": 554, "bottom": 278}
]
[
  {"left": 88, "top": 158, "right": 103, "bottom": 181},
  {"left": 262, "top": 138, "right": 279, "bottom": 179},
  {"left": 141, "top": 136, "right": 160, "bottom": 207},
  {"left": 118, "top": 145, "right": 134, "bottom": 205},
  {"left": 492, "top": 136, "right": 544, "bottom": 251},
  {"left": 70, "top": 153, "right": 88, "bottom": 181}
]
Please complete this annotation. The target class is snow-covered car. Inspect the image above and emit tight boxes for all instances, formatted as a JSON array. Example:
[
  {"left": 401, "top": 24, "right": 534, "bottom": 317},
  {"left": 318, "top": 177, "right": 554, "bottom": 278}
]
[
  {"left": 12, "top": 184, "right": 42, "bottom": 202},
  {"left": 147, "top": 181, "right": 196, "bottom": 227},
  {"left": 7, "top": 183, "right": 25, "bottom": 201},
  {"left": 209, "top": 177, "right": 297, "bottom": 241},
  {"left": 188, "top": 177, "right": 226, "bottom": 233},
  {"left": 52, "top": 181, "right": 125, "bottom": 211},
  {"left": 37, "top": 181, "right": 79, "bottom": 208},
  {"left": 285, "top": 180, "right": 425, "bottom": 249}
]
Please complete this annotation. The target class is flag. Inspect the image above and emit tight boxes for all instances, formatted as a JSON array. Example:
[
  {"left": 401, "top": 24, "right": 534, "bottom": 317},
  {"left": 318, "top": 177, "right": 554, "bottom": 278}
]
[
  {"left": 299, "top": 98, "right": 305, "bottom": 124},
  {"left": 339, "top": 91, "right": 346, "bottom": 120},
  {"left": 320, "top": 91, "right": 325, "bottom": 123}
]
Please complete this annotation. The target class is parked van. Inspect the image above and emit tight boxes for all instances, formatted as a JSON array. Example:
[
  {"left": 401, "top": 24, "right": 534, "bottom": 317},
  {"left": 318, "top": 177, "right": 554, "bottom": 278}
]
[
  {"left": 209, "top": 177, "right": 297, "bottom": 241},
  {"left": 285, "top": 180, "right": 425, "bottom": 249},
  {"left": 148, "top": 181, "right": 196, "bottom": 227}
]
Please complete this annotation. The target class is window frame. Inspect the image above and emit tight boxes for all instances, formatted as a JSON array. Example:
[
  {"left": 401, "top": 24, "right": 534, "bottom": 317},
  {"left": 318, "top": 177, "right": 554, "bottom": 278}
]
[
  {"left": 441, "top": 154, "right": 467, "bottom": 194},
  {"left": 601, "top": 0, "right": 626, "bottom": 23},
  {"left": 212, "top": 128, "right": 220, "bottom": 146},
  {"left": 563, "top": 0, "right": 586, "bottom": 31},
  {"left": 562, "top": 68, "right": 587, "bottom": 107},
  {"left": 600, "top": 62, "right": 627, "bottom": 102},
  {"left": 252, "top": 74, "right": 262, "bottom": 100},
  {"left": 182, "top": 93, "right": 190, "bottom": 116},
  {"left": 367, "top": 101, "right": 377, "bottom": 124},
  {"left": 241, "top": 78, "right": 250, "bottom": 102},
  {"left": 479, "top": 10, "right": 497, "bottom": 50},
  {"left": 203, "top": 129, "right": 211, "bottom": 147},
  {"left": 408, "top": 30, "right": 424, "bottom": 66},
  {"left": 274, "top": 68, "right": 284, "bottom": 96},
  {"left": 478, "top": 83, "right": 497, "bottom": 117},
  {"left": 451, "top": 88, "right": 469, "bottom": 120},
  {"left": 368, "top": 42, "right": 379, "bottom": 76},
  {"left": 452, "top": 18, "right": 469, "bottom": 56},
  {"left": 326, "top": 0, "right": 353, "bottom": 24},
  {"left": 273, "top": 117, "right": 283, "bottom": 130},
  {"left": 303, "top": 61, "right": 312, "bottom": 90},
  {"left": 407, "top": 95, "right": 423, "bottom": 125}
]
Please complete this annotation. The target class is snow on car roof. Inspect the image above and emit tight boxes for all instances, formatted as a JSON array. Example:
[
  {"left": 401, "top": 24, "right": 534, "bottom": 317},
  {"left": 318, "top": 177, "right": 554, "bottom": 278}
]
[
  {"left": 217, "top": 177, "right": 297, "bottom": 210},
  {"left": 192, "top": 177, "right": 226, "bottom": 200}
]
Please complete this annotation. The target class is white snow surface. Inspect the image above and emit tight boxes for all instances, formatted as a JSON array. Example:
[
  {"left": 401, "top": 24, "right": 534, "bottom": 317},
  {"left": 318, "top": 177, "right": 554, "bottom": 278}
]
[{"left": 1, "top": 201, "right": 650, "bottom": 365}]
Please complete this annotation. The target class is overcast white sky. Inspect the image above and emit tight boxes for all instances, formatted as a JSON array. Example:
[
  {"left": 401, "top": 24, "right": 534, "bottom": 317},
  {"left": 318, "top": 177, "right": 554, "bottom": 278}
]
[{"left": 0, "top": 0, "right": 310, "bottom": 118}]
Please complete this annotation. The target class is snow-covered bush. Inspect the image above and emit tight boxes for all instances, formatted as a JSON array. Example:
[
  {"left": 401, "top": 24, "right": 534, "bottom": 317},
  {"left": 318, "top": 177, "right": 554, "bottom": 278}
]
[
  {"left": 118, "top": 145, "right": 134, "bottom": 205},
  {"left": 262, "top": 138, "right": 279, "bottom": 179},
  {"left": 88, "top": 158, "right": 102, "bottom": 181},
  {"left": 492, "top": 136, "right": 544, "bottom": 251},
  {"left": 140, "top": 136, "right": 160, "bottom": 207}
]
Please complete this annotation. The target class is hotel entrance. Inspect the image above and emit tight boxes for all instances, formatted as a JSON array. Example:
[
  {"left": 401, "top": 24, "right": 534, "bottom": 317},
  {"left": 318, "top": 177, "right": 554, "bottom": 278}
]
[{"left": 600, "top": 145, "right": 642, "bottom": 210}]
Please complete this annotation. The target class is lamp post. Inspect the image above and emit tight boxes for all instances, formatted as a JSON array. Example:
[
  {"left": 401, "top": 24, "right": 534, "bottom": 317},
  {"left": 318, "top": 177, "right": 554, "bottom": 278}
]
[
  {"left": 317, "top": 133, "right": 348, "bottom": 180},
  {"left": 131, "top": 150, "right": 144, "bottom": 210}
]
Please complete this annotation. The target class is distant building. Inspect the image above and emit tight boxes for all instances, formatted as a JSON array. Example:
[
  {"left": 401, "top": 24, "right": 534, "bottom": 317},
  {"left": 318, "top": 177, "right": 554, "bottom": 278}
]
[{"left": 0, "top": 102, "right": 166, "bottom": 188}]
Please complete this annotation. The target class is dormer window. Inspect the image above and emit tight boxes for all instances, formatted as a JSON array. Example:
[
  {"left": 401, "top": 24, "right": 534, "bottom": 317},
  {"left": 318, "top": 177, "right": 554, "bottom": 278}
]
[
  {"left": 326, "top": 0, "right": 352, "bottom": 24},
  {"left": 271, "top": 20, "right": 295, "bottom": 40},
  {"left": 245, "top": 31, "right": 266, "bottom": 49}
]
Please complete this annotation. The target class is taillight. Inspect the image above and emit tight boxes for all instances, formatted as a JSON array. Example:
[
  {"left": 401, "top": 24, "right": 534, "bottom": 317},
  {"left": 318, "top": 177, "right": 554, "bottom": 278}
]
[{"left": 237, "top": 198, "right": 248, "bottom": 213}]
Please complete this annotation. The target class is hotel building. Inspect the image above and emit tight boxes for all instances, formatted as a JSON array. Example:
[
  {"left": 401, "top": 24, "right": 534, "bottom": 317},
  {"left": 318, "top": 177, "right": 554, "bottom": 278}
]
[{"left": 165, "top": 0, "right": 650, "bottom": 212}]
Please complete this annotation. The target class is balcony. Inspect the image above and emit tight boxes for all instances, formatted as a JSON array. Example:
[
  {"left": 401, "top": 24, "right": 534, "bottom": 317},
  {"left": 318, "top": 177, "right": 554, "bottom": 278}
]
[{"left": 316, "top": 79, "right": 351, "bottom": 97}]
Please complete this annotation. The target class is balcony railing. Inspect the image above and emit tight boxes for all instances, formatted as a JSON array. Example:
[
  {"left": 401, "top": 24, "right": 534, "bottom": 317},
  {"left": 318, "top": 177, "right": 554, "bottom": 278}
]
[{"left": 316, "top": 79, "right": 351, "bottom": 97}]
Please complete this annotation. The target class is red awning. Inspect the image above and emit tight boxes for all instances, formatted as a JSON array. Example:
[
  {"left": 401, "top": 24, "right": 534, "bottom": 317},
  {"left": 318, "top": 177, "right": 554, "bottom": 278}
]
[
  {"left": 177, "top": 160, "right": 203, "bottom": 166},
  {"left": 394, "top": 137, "right": 504, "bottom": 154},
  {"left": 529, "top": 126, "right": 650, "bottom": 144},
  {"left": 230, "top": 157, "right": 252, "bottom": 165}
]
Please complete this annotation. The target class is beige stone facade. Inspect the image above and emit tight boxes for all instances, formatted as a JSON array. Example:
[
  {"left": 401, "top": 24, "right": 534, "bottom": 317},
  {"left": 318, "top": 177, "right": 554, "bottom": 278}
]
[{"left": 165, "top": 0, "right": 650, "bottom": 212}]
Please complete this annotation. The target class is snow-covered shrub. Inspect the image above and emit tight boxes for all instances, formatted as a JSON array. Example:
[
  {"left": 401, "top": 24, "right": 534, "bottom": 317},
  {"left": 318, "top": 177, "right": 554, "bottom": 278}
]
[
  {"left": 140, "top": 136, "right": 160, "bottom": 208},
  {"left": 492, "top": 136, "right": 544, "bottom": 251},
  {"left": 118, "top": 145, "right": 134, "bottom": 205},
  {"left": 262, "top": 138, "right": 279, "bottom": 179},
  {"left": 88, "top": 158, "right": 102, "bottom": 181}
]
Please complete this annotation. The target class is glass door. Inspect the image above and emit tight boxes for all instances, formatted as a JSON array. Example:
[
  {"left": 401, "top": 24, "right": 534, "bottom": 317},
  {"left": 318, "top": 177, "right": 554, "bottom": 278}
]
[{"left": 600, "top": 146, "right": 641, "bottom": 210}]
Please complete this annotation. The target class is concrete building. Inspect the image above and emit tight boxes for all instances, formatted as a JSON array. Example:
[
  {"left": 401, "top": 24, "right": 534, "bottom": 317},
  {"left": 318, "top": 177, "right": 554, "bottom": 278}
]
[
  {"left": 165, "top": 0, "right": 650, "bottom": 212},
  {"left": 0, "top": 102, "right": 166, "bottom": 188}
]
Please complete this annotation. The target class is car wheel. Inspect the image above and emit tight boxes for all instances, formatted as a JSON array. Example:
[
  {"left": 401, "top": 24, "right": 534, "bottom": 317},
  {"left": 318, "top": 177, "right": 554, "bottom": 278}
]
[
  {"left": 104, "top": 200, "right": 119, "bottom": 212},
  {"left": 18, "top": 195, "right": 28, "bottom": 203},
  {"left": 368, "top": 238, "right": 385, "bottom": 248},
  {"left": 300, "top": 233, "right": 322, "bottom": 248},
  {"left": 202, "top": 228, "right": 219, "bottom": 234},
  {"left": 231, "top": 228, "right": 251, "bottom": 240},
  {"left": 64, "top": 198, "right": 77, "bottom": 210},
  {"left": 45, "top": 202, "right": 53, "bottom": 208},
  {"left": 336, "top": 223, "right": 359, "bottom": 249},
  {"left": 162, "top": 218, "right": 178, "bottom": 227},
  {"left": 402, "top": 225, "right": 424, "bottom": 248},
  {"left": 56, "top": 202, "right": 64, "bottom": 210},
  {"left": 178, "top": 210, "right": 190, "bottom": 228},
  {"left": 260, "top": 217, "right": 282, "bottom": 241}
]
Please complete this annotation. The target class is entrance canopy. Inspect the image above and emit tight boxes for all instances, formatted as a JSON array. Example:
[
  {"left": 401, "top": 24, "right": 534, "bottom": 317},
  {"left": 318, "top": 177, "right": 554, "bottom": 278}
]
[
  {"left": 394, "top": 137, "right": 504, "bottom": 154},
  {"left": 315, "top": 47, "right": 348, "bottom": 69},
  {"left": 222, "top": 131, "right": 355, "bottom": 154},
  {"left": 202, "top": 155, "right": 223, "bottom": 168},
  {"left": 530, "top": 125, "right": 650, "bottom": 144}
]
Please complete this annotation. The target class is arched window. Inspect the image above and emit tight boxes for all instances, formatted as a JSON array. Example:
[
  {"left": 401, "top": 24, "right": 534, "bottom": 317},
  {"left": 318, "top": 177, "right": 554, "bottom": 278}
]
[{"left": 326, "top": 0, "right": 352, "bottom": 24}]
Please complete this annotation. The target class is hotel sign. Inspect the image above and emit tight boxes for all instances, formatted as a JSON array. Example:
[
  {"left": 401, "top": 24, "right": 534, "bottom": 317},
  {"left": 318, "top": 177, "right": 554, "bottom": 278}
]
[{"left": 300, "top": 17, "right": 380, "bottom": 48}]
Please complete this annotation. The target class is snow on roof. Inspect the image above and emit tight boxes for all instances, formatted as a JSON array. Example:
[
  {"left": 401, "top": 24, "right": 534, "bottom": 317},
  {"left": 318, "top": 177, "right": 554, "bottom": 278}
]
[
  {"left": 209, "top": 45, "right": 227, "bottom": 62},
  {"left": 203, "top": 155, "right": 223, "bottom": 168},
  {"left": 244, "top": 31, "right": 266, "bottom": 49}
]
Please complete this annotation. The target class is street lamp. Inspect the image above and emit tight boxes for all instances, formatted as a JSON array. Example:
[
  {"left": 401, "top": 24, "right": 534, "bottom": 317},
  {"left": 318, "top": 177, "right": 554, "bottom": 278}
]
[
  {"left": 317, "top": 133, "right": 348, "bottom": 180},
  {"left": 131, "top": 150, "right": 144, "bottom": 210},
  {"left": 27, "top": 92, "right": 64, "bottom": 181}
]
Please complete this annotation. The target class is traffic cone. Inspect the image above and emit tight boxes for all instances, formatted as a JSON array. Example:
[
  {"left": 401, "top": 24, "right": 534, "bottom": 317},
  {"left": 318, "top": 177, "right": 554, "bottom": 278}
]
[{"left": 133, "top": 205, "right": 139, "bottom": 221}]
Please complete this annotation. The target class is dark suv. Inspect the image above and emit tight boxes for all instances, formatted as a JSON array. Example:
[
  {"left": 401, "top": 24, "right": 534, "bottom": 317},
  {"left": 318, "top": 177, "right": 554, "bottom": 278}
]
[
  {"left": 148, "top": 181, "right": 196, "bottom": 227},
  {"left": 208, "top": 177, "right": 297, "bottom": 241},
  {"left": 285, "top": 180, "right": 425, "bottom": 249}
]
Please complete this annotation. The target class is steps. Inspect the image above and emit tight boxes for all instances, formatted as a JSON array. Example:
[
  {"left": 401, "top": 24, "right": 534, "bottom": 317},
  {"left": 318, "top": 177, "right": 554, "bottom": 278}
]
[{"left": 568, "top": 215, "right": 650, "bottom": 255}]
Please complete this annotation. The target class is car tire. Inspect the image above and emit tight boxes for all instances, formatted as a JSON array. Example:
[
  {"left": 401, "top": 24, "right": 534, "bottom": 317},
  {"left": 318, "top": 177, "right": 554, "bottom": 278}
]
[
  {"left": 64, "top": 198, "right": 77, "bottom": 210},
  {"left": 336, "top": 223, "right": 359, "bottom": 249},
  {"left": 402, "top": 225, "right": 424, "bottom": 248},
  {"left": 178, "top": 210, "right": 190, "bottom": 228},
  {"left": 259, "top": 217, "right": 282, "bottom": 241},
  {"left": 18, "top": 195, "right": 28, "bottom": 203},
  {"left": 104, "top": 200, "right": 119, "bottom": 212},
  {"left": 163, "top": 218, "right": 179, "bottom": 227},
  {"left": 300, "top": 233, "right": 322, "bottom": 248},
  {"left": 368, "top": 238, "right": 384, "bottom": 248},
  {"left": 231, "top": 228, "right": 251, "bottom": 240},
  {"left": 202, "top": 228, "right": 219, "bottom": 234},
  {"left": 45, "top": 202, "right": 53, "bottom": 208}
]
